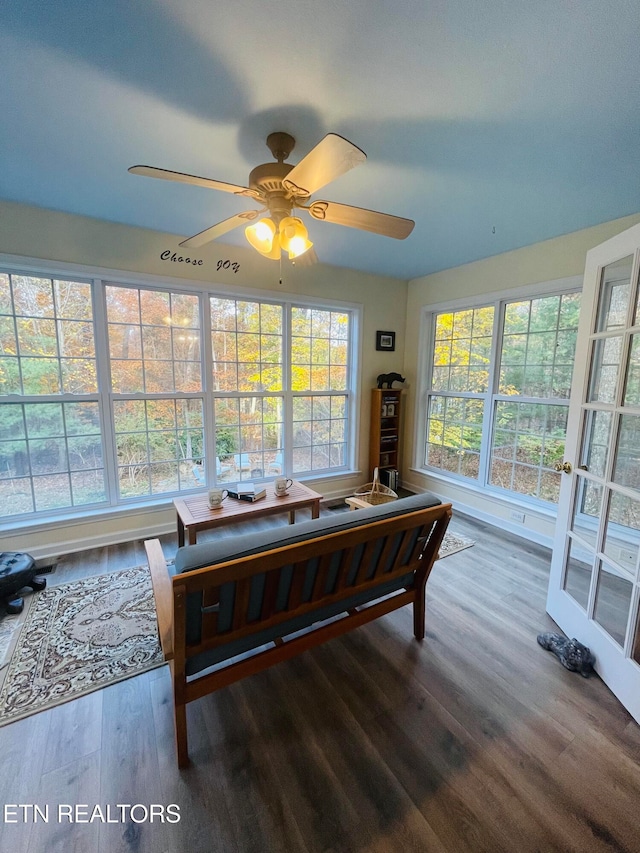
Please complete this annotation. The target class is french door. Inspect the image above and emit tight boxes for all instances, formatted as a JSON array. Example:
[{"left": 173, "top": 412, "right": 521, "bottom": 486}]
[{"left": 547, "top": 222, "right": 640, "bottom": 723}]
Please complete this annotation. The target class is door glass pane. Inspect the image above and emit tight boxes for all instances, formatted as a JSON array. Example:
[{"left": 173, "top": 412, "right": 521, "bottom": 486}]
[
  {"left": 613, "top": 414, "right": 640, "bottom": 490},
  {"left": 563, "top": 537, "right": 594, "bottom": 611},
  {"left": 580, "top": 410, "right": 611, "bottom": 478},
  {"left": 623, "top": 334, "right": 640, "bottom": 406},
  {"left": 602, "top": 489, "right": 640, "bottom": 573},
  {"left": 593, "top": 561, "right": 633, "bottom": 647},
  {"left": 588, "top": 336, "right": 622, "bottom": 403},
  {"left": 596, "top": 256, "right": 633, "bottom": 331},
  {"left": 571, "top": 477, "right": 602, "bottom": 548}
]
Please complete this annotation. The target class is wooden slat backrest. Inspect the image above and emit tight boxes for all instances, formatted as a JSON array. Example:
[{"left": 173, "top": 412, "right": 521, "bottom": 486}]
[
  {"left": 287, "top": 559, "right": 309, "bottom": 611},
  {"left": 308, "top": 550, "right": 336, "bottom": 601},
  {"left": 173, "top": 503, "right": 450, "bottom": 658},
  {"left": 352, "top": 536, "right": 383, "bottom": 587},
  {"left": 260, "top": 565, "right": 283, "bottom": 621},
  {"left": 200, "top": 586, "right": 220, "bottom": 638}
]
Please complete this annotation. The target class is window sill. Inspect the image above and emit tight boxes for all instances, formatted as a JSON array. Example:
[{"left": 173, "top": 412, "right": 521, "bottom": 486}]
[
  {"left": 0, "top": 469, "right": 363, "bottom": 536},
  {"left": 408, "top": 466, "right": 558, "bottom": 520},
  {"left": 0, "top": 498, "right": 173, "bottom": 537}
]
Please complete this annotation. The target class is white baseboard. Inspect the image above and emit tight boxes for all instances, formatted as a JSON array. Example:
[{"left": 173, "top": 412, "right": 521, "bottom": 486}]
[{"left": 11, "top": 519, "right": 177, "bottom": 563}]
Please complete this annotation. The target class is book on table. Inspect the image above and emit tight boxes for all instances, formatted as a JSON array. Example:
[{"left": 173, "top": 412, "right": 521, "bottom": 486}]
[{"left": 227, "top": 482, "right": 267, "bottom": 502}]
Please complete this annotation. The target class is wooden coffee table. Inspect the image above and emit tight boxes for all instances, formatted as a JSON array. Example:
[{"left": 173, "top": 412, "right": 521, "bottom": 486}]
[{"left": 173, "top": 480, "right": 323, "bottom": 546}]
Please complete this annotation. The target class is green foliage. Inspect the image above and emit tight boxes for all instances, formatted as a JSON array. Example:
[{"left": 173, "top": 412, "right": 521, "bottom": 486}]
[
  {"left": 2, "top": 278, "right": 353, "bottom": 513},
  {"left": 215, "top": 428, "right": 237, "bottom": 457},
  {"left": 428, "top": 292, "right": 581, "bottom": 502}
]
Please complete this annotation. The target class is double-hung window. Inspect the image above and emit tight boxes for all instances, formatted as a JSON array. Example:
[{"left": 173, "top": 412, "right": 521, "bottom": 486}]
[
  {"left": 210, "top": 298, "right": 351, "bottom": 480},
  {"left": 422, "top": 286, "right": 581, "bottom": 505},
  {"left": 0, "top": 273, "right": 105, "bottom": 514},
  {"left": 106, "top": 284, "right": 204, "bottom": 498},
  {"left": 1, "top": 265, "right": 356, "bottom": 521}
]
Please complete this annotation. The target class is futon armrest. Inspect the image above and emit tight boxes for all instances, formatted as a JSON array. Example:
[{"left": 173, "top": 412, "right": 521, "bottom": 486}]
[
  {"left": 144, "top": 538, "right": 174, "bottom": 661},
  {"left": 345, "top": 496, "right": 373, "bottom": 511}
]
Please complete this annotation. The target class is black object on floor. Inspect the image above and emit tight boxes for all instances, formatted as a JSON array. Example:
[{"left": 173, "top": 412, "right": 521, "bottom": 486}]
[
  {"left": 537, "top": 632, "right": 595, "bottom": 678},
  {"left": 0, "top": 552, "right": 47, "bottom": 614}
]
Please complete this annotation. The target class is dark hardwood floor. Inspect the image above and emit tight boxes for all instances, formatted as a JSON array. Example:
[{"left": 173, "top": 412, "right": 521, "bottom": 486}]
[{"left": 1, "top": 508, "right": 639, "bottom": 853}]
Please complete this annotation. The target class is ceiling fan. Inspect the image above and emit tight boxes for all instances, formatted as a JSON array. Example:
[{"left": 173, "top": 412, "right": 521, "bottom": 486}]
[{"left": 128, "top": 132, "right": 414, "bottom": 261}]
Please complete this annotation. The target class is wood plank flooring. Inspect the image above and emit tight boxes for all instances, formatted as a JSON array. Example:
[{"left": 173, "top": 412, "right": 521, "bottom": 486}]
[{"left": 1, "top": 508, "right": 639, "bottom": 853}]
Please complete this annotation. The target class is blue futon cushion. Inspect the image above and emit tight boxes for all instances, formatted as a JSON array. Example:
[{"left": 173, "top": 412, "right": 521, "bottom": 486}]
[{"left": 173, "top": 491, "right": 441, "bottom": 675}]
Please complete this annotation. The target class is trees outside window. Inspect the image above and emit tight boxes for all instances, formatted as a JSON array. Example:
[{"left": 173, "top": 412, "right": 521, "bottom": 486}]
[
  {"left": 0, "top": 268, "right": 356, "bottom": 520},
  {"left": 210, "top": 298, "right": 352, "bottom": 481},
  {"left": 0, "top": 274, "right": 106, "bottom": 515},
  {"left": 290, "top": 307, "right": 349, "bottom": 474},
  {"left": 423, "top": 290, "right": 581, "bottom": 505},
  {"left": 106, "top": 285, "right": 203, "bottom": 497}
]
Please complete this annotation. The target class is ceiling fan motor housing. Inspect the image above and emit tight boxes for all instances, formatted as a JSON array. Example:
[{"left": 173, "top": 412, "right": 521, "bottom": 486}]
[{"left": 248, "top": 162, "right": 302, "bottom": 224}]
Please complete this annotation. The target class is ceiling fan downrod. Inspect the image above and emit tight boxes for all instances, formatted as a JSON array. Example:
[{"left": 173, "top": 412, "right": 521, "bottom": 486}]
[{"left": 265, "top": 132, "right": 296, "bottom": 163}]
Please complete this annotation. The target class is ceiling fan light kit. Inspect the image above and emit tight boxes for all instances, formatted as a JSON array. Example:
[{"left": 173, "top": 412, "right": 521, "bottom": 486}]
[
  {"left": 245, "top": 217, "right": 276, "bottom": 253},
  {"left": 245, "top": 215, "right": 313, "bottom": 260},
  {"left": 278, "top": 216, "right": 314, "bottom": 259},
  {"left": 129, "top": 131, "right": 414, "bottom": 261}
]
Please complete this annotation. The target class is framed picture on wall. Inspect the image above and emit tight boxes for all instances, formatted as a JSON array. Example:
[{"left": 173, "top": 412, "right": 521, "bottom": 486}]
[{"left": 376, "top": 330, "right": 396, "bottom": 351}]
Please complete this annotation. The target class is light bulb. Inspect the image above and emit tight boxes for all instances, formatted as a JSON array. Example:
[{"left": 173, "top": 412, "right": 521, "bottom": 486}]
[
  {"left": 288, "top": 235, "right": 310, "bottom": 258},
  {"left": 245, "top": 218, "right": 277, "bottom": 255},
  {"left": 278, "top": 216, "right": 313, "bottom": 259},
  {"left": 254, "top": 220, "right": 275, "bottom": 241}
]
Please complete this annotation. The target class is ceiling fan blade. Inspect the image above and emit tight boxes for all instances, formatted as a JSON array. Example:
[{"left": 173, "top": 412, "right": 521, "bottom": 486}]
[
  {"left": 283, "top": 134, "right": 366, "bottom": 198},
  {"left": 128, "top": 165, "right": 262, "bottom": 200},
  {"left": 179, "top": 210, "right": 262, "bottom": 248},
  {"left": 308, "top": 200, "right": 414, "bottom": 239}
]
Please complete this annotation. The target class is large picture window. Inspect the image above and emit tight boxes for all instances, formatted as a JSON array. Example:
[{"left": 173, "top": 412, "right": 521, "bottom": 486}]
[
  {"left": 1, "top": 265, "right": 356, "bottom": 522},
  {"left": 290, "top": 307, "right": 349, "bottom": 474},
  {"left": 209, "top": 299, "right": 352, "bottom": 481},
  {"left": 426, "top": 306, "right": 494, "bottom": 479},
  {"left": 423, "top": 289, "right": 581, "bottom": 505},
  {"left": 1, "top": 274, "right": 106, "bottom": 515},
  {"left": 106, "top": 285, "right": 204, "bottom": 498}
]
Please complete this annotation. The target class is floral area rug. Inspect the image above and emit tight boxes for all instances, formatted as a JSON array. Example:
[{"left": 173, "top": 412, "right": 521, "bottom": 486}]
[
  {"left": 0, "top": 565, "right": 163, "bottom": 726},
  {"left": 0, "top": 534, "right": 472, "bottom": 727},
  {"left": 438, "top": 531, "right": 475, "bottom": 559}
]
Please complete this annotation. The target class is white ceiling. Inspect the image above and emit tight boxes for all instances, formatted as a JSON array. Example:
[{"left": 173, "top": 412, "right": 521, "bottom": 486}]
[{"left": 1, "top": 0, "right": 639, "bottom": 280}]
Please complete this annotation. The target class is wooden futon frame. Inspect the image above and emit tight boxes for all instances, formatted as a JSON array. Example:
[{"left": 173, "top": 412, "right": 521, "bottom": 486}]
[{"left": 145, "top": 499, "right": 451, "bottom": 766}]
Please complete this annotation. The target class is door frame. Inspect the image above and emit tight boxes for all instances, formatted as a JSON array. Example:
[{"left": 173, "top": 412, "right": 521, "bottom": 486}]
[{"left": 547, "top": 222, "right": 640, "bottom": 723}]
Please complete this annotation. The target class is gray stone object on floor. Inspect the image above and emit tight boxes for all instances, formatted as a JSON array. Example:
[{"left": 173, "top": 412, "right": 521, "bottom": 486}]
[{"left": 537, "top": 631, "right": 595, "bottom": 678}]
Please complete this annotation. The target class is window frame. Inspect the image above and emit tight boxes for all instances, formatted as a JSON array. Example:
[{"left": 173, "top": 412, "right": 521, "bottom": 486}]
[
  {"left": 102, "top": 280, "right": 206, "bottom": 500},
  {"left": 0, "top": 271, "right": 109, "bottom": 515},
  {"left": 415, "top": 275, "right": 583, "bottom": 509},
  {"left": 0, "top": 254, "right": 361, "bottom": 526},
  {"left": 207, "top": 296, "right": 358, "bottom": 482}
]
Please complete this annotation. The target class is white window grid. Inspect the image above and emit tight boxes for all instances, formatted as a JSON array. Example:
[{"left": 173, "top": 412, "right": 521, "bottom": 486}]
[
  {"left": 419, "top": 284, "right": 581, "bottom": 507},
  {"left": 209, "top": 299, "right": 354, "bottom": 482},
  {"left": 0, "top": 263, "right": 359, "bottom": 522}
]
